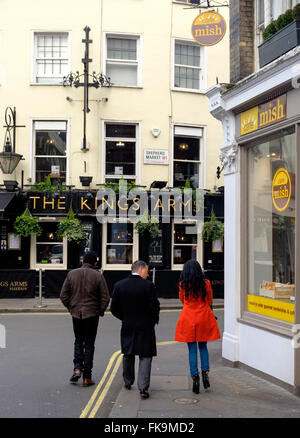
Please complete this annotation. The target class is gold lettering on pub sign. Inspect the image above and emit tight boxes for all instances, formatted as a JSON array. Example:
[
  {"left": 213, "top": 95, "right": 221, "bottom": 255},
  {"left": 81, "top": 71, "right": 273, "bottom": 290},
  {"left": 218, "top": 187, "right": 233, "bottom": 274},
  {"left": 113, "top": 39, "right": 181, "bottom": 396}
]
[
  {"left": 0, "top": 281, "right": 28, "bottom": 291},
  {"left": 240, "top": 94, "right": 287, "bottom": 136}
]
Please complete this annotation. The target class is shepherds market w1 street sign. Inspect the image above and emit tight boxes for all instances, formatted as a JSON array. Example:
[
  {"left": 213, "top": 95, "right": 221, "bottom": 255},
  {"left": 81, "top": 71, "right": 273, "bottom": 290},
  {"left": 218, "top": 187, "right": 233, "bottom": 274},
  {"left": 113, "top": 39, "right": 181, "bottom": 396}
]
[{"left": 191, "top": 11, "right": 226, "bottom": 46}]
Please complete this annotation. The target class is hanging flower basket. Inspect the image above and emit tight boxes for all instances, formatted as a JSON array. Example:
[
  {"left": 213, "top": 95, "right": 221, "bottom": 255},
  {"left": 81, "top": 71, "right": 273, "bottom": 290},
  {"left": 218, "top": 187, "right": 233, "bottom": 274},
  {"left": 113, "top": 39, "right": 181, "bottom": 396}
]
[
  {"left": 134, "top": 211, "right": 160, "bottom": 239},
  {"left": 202, "top": 210, "right": 224, "bottom": 243},
  {"left": 56, "top": 209, "right": 84, "bottom": 243},
  {"left": 14, "top": 208, "right": 42, "bottom": 238}
]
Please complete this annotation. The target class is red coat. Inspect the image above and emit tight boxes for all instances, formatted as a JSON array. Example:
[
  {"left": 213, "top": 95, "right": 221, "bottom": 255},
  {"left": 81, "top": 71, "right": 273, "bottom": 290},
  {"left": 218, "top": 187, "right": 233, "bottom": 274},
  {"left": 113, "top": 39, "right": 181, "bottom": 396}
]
[{"left": 175, "top": 280, "right": 221, "bottom": 343}]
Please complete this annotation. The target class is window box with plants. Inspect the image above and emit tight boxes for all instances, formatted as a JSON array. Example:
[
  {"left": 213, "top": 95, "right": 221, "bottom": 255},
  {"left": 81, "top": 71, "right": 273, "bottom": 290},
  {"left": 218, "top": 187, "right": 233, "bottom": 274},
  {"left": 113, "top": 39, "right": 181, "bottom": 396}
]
[{"left": 259, "top": 5, "right": 300, "bottom": 68}]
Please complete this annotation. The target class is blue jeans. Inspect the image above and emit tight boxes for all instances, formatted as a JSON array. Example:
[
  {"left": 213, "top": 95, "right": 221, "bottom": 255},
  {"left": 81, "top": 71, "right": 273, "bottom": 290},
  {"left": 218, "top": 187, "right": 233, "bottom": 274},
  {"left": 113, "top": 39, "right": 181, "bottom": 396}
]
[{"left": 187, "top": 342, "right": 209, "bottom": 377}]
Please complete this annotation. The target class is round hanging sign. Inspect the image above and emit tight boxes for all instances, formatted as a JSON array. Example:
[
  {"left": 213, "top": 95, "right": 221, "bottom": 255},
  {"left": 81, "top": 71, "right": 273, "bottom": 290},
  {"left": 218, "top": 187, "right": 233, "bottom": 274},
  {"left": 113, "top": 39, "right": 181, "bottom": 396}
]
[
  {"left": 191, "top": 11, "right": 226, "bottom": 46},
  {"left": 272, "top": 168, "right": 292, "bottom": 212}
]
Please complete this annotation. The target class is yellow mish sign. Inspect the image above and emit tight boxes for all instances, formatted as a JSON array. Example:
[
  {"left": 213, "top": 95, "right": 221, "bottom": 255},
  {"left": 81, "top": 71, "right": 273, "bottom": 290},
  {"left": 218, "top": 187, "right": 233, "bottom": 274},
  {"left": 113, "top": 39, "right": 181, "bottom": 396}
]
[
  {"left": 240, "top": 95, "right": 287, "bottom": 136},
  {"left": 247, "top": 294, "right": 295, "bottom": 323},
  {"left": 272, "top": 168, "right": 291, "bottom": 212},
  {"left": 240, "top": 107, "right": 258, "bottom": 136}
]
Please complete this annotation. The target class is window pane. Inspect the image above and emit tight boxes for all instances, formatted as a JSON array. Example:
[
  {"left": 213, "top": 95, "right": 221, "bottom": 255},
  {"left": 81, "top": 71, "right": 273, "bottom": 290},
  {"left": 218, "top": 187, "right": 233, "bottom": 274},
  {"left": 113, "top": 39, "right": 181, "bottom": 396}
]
[
  {"left": 106, "top": 141, "right": 135, "bottom": 175},
  {"left": 107, "top": 223, "right": 133, "bottom": 244},
  {"left": 173, "top": 245, "right": 197, "bottom": 264},
  {"left": 175, "top": 43, "right": 200, "bottom": 67},
  {"left": 106, "top": 63, "right": 137, "bottom": 86},
  {"left": 174, "top": 224, "right": 197, "bottom": 244},
  {"left": 36, "top": 244, "right": 63, "bottom": 264},
  {"left": 106, "top": 245, "right": 133, "bottom": 264},
  {"left": 106, "top": 124, "right": 136, "bottom": 138},
  {"left": 107, "top": 38, "right": 137, "bottom": 60},
  {"left": 247, "top": 128, "right": 296, "bottom": 322},
  {"left": 35, "top": 157, "right": 66, "bottom": 183},
  {"left": 174, "top": 66, "right": 199, "bottom": 89},
  {"left": 36, "top": 223, "right": 62, "bottom": 243},
  {"left": 36, "top": 131, "right": 66, "bottom": 156},
  {"left": 173, "top": 161, "right": 199, "bottom": 188},
  {"left": 174, "top": 137, "right": 200, "bottom": 161}
]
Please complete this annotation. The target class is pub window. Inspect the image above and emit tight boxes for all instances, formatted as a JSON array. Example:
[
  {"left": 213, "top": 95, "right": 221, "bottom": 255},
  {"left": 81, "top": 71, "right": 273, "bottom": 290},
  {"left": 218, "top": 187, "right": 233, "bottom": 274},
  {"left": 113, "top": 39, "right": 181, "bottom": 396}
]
[
  {"left": 105, "top": 34, "right": 141, "bottom": 87},
  {"left": 104, "top": 123, "right": 137, "bottom": 184},
  {"left": 33, "top": 121, "right": 68, "bottom": 184},
  {"left": 102, "top": 221, "right": 138, "bottom": 269},
  {"left": 31, "top": 221, "right": 67, "bottom": 269},
  {"left": 33, "top": 32, "right": 70, "bottom": 84},
  {"left": 173, "top": 125, "right": 203, "bottom": 188},
  {"left": 247, "top": 127, "right": 296, "bottom": 323},
  {"left": 172, "top": 221, "right": 199, "bottom": 268},
  {"left": 174, "top": 40, "right": 202, "bottom": 91}
]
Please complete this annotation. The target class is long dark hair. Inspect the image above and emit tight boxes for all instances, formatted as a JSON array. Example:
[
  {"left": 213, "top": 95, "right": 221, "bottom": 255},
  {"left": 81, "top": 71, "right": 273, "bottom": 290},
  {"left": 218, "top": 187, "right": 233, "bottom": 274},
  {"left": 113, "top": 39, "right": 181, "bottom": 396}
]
[{"left": 179, "top": 259, "right": 207, "bottom": 300}]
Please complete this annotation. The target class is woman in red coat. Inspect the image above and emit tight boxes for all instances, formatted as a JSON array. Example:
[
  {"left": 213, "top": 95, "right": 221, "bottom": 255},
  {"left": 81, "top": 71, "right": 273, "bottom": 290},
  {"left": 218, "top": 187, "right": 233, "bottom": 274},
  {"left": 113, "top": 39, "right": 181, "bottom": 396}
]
[{"left": 175, "top": 259, "right": 221, "bottom": 394}]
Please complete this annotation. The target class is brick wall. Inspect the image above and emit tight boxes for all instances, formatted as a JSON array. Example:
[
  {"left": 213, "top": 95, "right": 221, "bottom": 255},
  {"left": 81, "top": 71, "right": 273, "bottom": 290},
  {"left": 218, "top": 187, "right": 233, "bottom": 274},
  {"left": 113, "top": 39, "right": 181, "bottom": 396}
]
[{"left": 230, "top": 0, "right": 254, "bottom": 83}]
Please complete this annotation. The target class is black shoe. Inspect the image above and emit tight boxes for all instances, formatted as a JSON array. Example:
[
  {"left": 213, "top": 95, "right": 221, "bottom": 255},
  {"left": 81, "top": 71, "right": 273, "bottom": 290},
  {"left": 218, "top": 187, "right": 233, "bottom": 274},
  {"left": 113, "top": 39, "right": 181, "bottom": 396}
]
[
  {"left": 202, "top": 370, "right": 210, "bottom": 389},
  {"left": 140, "top": 389, "right": 149, "bottom": 399},
  {"left": 192, "top": 375, "right": 200, "bottom": 394},
  {"left": 124, "top": 384, "right": 132, "bottom": 390}
]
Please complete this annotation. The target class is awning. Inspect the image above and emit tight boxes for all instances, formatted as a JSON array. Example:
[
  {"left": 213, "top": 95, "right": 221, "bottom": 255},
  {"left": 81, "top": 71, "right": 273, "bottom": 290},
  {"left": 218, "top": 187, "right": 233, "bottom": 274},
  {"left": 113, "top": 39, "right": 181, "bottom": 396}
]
[{"left": 0, "top": 192, "right": 16, "bottom": 219}]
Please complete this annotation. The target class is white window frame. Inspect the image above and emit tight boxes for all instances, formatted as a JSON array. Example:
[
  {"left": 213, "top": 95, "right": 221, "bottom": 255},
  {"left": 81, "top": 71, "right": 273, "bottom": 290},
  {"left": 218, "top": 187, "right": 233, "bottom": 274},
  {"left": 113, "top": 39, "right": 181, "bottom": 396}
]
[
  {"left": 30, "top": 218, "right": 68, "bottom": 270},
  {"left": 31, "top": 119, "right": 70, "bottom": 185},
  {"left": 173, "top": 0, "right": 202, "bottom": 4},
  {"left": 171, "top": 220, "right": 202, "bottom": 270},
  {"left": 102, "top": 219, "right": 139, "bottom": 270},
  {"left": 101, "top": 120, "right": 141, "bottom": 185},
  {"left": 31, "top": 31, "right": 71, "bottom": 85},
  {"left": 103, "top": 32, "right": 142, "bottom": 88},
  {"left": 172, "top": 38, "right": 206, "bottom": 94},
  {"left": 171, "top": 124, "right": 205, "bottom": 190}
]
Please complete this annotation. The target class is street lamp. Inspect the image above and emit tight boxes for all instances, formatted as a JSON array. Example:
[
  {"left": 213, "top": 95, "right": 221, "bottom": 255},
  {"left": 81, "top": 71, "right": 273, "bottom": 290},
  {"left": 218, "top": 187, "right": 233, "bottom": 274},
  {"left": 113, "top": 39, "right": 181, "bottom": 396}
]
[{"left": 0, "top": 107, "right": 24, "bottom": 174}]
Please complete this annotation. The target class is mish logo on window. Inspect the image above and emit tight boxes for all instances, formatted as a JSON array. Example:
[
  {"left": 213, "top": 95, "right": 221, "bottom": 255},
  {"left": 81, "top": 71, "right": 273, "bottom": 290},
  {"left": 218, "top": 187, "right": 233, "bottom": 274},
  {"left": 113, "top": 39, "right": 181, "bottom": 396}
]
[
  {"left": 272, "top": 168, "right": 291, "bottom": 212},
  {"left": 240, "top": 94, "right": 286, "bottom": 136}
]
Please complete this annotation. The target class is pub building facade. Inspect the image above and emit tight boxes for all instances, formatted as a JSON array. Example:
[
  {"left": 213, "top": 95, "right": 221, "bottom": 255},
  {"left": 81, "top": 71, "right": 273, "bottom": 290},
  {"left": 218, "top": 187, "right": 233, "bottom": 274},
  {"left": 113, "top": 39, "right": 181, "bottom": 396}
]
[
  {"left": 0, "top": 0, "right": 229, "bottom": 300},
  {"left": 0, "top": 186, "right": 224, "bottom": 299},
  {"left": 206, "top": 36, "right": 300, "bottom": 392}
]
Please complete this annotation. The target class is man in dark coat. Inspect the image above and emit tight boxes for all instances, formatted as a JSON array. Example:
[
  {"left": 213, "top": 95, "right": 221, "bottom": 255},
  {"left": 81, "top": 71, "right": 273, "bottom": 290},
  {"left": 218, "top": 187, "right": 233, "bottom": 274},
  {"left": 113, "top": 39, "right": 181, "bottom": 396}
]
[
  {"left": 60, "top": 252, "right": 110, "bottom": 386},
  {"left": 110, "top": 260, "right": 160, "bottom": 399}
]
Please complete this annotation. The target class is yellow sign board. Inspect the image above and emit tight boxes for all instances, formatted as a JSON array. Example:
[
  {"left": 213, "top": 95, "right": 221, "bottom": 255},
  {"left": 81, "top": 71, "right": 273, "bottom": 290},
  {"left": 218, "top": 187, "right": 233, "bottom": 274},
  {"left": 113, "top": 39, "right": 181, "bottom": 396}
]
[
  {"left": 272, "top": 168, "right": 291, "bottom": 212},
  {"left": 247, "top": 294, "right": 295, "bottom": 323},
  {"left": 240, "top": 94, "right": 287, "bottom": 136},
  {"left": 240, "top": 107, "right": 258, "bottom": 136}
]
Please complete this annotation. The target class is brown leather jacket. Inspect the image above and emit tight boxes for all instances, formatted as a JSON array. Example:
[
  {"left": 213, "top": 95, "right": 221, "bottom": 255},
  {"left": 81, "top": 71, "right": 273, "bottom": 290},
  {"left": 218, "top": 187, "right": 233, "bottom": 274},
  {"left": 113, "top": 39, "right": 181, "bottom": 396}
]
[{"left": 60, "top": 263, "right": 110, "bottom": 319}]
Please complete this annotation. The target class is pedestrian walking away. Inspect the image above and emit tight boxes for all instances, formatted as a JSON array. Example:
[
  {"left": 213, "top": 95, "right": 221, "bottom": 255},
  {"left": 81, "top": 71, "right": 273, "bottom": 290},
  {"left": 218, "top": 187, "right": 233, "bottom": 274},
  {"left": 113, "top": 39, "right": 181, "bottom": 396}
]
[
  {"left": 60, "top": 251, "right": 110, "bottom": 387},
  {"left": 110, "top": 260, "right": 160, "bottom": 400},
  {"left": 175, "top": 259, "right": 221, "bottom": 394}
]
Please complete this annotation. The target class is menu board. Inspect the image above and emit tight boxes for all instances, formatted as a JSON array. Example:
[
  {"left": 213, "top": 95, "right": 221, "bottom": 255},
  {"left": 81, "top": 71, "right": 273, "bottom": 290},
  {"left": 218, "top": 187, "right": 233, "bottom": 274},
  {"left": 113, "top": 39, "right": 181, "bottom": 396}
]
[{"left": 148, "top": 229, "right": 164, "bottom": 267}]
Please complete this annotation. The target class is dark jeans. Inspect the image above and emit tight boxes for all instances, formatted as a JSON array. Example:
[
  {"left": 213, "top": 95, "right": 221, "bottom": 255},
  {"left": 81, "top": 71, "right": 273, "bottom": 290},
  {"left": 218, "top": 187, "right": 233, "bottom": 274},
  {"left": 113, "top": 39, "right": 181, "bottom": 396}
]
[{"left": 72, "top": 315, "right": 99, "bottom": 379}]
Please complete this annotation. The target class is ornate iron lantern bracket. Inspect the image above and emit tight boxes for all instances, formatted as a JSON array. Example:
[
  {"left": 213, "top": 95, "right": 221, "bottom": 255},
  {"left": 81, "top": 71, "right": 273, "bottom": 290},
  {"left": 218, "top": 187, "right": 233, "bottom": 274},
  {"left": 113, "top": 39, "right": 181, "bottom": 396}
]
[
  {"left": 63, "top": 26, "right": 112, "bottom": 151},
  {"left": 0, "top": 107, "right": 25, "bottom": 174}
]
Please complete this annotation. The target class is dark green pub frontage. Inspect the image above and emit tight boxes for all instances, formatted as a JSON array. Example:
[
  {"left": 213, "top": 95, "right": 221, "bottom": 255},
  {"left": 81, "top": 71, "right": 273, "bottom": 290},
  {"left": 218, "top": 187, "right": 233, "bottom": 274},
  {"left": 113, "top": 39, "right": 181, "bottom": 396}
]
[{"left": 0, "top": 187, "right": 224, "bottom": 299}]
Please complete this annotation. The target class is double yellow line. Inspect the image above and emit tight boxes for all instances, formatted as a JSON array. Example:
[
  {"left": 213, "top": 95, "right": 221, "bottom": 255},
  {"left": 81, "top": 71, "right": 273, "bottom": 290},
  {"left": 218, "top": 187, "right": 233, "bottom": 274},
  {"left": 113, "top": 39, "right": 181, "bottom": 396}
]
[{"left": 80, "top": 340, "right": 177, "bottom": 419}]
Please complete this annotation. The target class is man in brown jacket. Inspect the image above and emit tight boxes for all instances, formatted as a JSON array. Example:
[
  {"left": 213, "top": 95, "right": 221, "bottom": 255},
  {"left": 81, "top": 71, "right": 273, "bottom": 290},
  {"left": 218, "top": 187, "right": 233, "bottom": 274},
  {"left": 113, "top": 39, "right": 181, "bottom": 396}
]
[{"left": 60, "top": 252, "right": 110, "bottom": 386}]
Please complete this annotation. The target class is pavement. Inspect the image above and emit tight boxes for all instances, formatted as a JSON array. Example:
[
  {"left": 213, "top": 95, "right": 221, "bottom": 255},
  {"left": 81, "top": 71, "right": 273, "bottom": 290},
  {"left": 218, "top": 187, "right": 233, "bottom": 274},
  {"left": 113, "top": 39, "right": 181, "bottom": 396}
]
[
  {"left": 0, "top": 298, "right": 224, "bottom": 313},
  {"left": 108, "top": 339, "right": 300, "bottom": 419}
]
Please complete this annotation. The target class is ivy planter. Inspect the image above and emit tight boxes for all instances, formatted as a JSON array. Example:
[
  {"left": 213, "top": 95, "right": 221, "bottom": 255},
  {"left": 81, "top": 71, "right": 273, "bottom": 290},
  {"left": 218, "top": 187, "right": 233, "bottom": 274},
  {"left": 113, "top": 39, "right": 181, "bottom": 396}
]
[{"left": 259, "top": 20, "right": 300, "bottom": 68}]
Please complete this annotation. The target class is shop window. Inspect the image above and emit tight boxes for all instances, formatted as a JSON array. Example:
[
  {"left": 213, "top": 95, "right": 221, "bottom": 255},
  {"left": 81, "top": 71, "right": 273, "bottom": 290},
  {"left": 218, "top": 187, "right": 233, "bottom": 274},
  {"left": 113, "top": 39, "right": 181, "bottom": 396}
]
[
  {"left": 33, "top": 121, "right": 67, "bottom": 184},
  {"left": 102, "top": 222, "right": 138, "bottom": 269},
  {"left": 104, "top": 123, "right": 137, "bottom": 183},
  {"left": 105, "top": 35, "right": 141, "bottom": 87},
  {"left": 247, "top": 127, "right": 296, "bottom": 323},
  {"left": 174, "top": 40, "right": 202, "bottom": 91},
  {"left": 173, "top": 126, "right": 202, "bottom": 188},
  {"left": 31, "top": 221, "right": 67, "bottom": 269},
  {"left": 172, "top": 222, "right": 198, "bottom": 267},
  {"left": 33, "top": 32, "right": 69, "bottom": 84}
]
